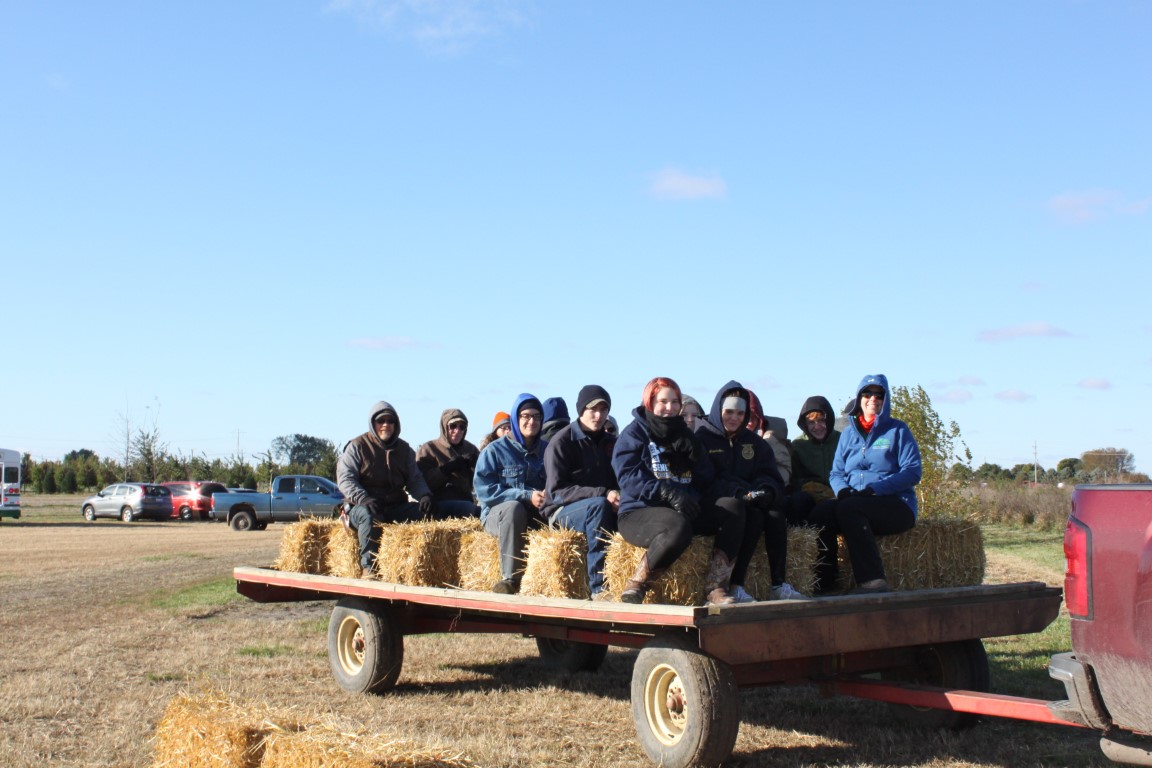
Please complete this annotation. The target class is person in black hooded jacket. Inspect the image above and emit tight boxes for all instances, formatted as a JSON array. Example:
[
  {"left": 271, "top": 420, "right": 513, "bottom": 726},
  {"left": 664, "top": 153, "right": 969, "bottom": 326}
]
[{"left": 695, "top": 381, "right": 804, "bottom": 602}]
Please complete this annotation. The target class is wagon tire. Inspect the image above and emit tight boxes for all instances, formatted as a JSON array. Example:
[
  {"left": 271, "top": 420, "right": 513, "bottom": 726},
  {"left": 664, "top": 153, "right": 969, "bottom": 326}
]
[
  {"left": 631, "top": 633, "right": 740, "bottom": 768},
  {"left": 83, "top": 506, "right": 96, "bottom": 522},
  {"left": 121, "top": 506, "right": 135, "bottom": 523},
  {"left": 881, "top": 639, "right": 990, "bottom": 729},
  {"left": 230, "top": 509, "right": 255, "bottom": 531},
  {"left": 535, "top": 637, "right": 608, "bottom": 673},
  {"left": 328, "top": 597, "right": 403, "bottom": 695}
]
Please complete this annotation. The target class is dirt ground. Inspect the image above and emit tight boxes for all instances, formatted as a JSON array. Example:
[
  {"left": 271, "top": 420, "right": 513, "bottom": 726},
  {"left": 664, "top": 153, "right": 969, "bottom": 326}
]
[{"left": 0, "top": 497, "right": 1109, "bottom": 768}]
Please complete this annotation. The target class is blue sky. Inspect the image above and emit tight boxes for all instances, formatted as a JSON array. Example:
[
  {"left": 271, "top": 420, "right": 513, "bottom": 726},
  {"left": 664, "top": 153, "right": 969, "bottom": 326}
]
[{"left": 2, "top": 1, "right": 1149, "bottom": 475}]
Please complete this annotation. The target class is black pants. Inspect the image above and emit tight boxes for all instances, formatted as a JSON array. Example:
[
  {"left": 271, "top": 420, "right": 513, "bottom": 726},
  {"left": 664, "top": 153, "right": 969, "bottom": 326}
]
[
  {"left": 618, "top": 499, "right": 744, "bottom": 571},
  {"left": 730, "top": 498, "right": 789, "bottom": 587},
  {"left": 810, "top": 494, "right": 915, "bottom": 588},
  {"left": 782, "top": 491, "right": 816, "bottom": 526}
]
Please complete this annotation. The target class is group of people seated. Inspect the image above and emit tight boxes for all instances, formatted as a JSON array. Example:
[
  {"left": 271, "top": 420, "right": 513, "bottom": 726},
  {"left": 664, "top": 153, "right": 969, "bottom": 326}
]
[{"left": 336, "top": 374, "right": 923, "bottom": 605}]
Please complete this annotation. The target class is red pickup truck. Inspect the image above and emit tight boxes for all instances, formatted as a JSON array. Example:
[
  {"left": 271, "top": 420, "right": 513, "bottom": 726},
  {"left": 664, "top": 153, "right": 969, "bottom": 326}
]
[{"left": 1048, "top": 484, "right": 1152, "bottom": 765}]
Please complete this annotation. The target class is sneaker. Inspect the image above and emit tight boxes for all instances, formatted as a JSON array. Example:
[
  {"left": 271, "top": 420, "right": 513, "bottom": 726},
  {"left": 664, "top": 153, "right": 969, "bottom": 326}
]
[
  {"left": 705, "top": 587, "right": 736, "bottom": 606},
  {"left": 730, "top": 585, "right": 757, "bottom": 603},
  {"left": 491, "top": 578, "right": 518, "bottom": 595},
  {"left": 851, "top": 578, "right": 889, "bottom": 594},
  {"left": 768, "top": 582, "right": 807, "bottom": 601}
]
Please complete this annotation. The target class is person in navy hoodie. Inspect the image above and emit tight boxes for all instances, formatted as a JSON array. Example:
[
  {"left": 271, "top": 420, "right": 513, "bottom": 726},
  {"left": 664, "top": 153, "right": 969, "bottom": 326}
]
[
  {"left": 611, "top": 376, "right": 743, "bottom": 605},
  {"left": 695, "top": 381, "right": 803, "bottom": 602},
  {"left": 809, "top": 374, "right": 921, "bottom": 594},
  {"left": 474, "top": 393, "right": 549, "bottom": 594}
]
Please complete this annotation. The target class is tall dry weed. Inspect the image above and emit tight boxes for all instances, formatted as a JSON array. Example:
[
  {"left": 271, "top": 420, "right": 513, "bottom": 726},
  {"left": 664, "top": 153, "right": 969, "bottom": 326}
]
[{"left": 970, "top": 484, "right": 1073, "bottom": 531}]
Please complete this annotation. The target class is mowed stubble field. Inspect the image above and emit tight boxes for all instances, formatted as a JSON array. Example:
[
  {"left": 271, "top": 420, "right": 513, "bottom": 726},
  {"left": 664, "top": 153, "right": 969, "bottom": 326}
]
[{"left": 0, "top": 495, "right": 1112, "bottom": 768}]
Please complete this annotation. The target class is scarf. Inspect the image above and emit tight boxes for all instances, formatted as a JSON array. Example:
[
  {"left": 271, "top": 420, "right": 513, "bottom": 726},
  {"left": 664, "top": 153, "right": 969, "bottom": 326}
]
[
  {"left": 857, "top": 414, "right": 876, "bottom": 434},
  {"left": 645, "top": 410, "right": 701, "bottom": 475}
]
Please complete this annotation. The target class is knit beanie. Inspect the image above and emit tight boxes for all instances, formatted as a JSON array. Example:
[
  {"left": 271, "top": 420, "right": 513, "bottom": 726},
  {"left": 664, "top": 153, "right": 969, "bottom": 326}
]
[{"left": 576, "top": 385, "right": 611, "bottom": 414}]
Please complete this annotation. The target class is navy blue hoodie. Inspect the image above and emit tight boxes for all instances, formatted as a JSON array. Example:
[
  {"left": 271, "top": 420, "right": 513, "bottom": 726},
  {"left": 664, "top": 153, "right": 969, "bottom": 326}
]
[
  {"left": 612, "top": 405, "right": 713, "bottom": 518},
  {"left": 694, "top": 380, "right": 784, "bottom": 502}
]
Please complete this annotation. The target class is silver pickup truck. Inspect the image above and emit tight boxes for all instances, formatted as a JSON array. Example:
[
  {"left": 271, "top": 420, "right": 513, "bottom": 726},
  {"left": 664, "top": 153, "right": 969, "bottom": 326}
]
[{"left": 210, "top": 474, "right": 344, "bottom": 531}]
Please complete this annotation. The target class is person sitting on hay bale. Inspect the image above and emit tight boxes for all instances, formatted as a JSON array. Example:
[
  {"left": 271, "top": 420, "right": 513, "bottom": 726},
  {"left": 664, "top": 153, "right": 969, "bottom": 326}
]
[
  {"left": 611, "top": 376, "right": 744, "bottom": 606},
  {"left": 338, "top": 400, "right": 436, "bottom": 579},
  {"left": 416, "top": 408, "right": 481, "bottom": 519},
  {"left": 474, "top": 393, "right": 549, "bottom": 594},
  {"left": 785, "top": 395, "right": 841, "bottom": 524},
  {"left": 542, "top": 384, "right": 620, "bottom": 598},
  {"left": 810, "top": 375, "right": 921, "bottom": 595},
  {"left": 696, "top": 381, "right": 803, "bottom": 603}
]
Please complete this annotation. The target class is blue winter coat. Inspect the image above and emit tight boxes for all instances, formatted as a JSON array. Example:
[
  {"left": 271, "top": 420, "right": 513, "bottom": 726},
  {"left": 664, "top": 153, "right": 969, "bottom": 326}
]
[
  {"left": 829, "top": 374, "right": 922, "bottom": 517},
  {"left": 612, "top": 406, "right": 713, "bottom": 518},
  {"left": 474, "top": 392, "right": 548, "bottom": 521}
]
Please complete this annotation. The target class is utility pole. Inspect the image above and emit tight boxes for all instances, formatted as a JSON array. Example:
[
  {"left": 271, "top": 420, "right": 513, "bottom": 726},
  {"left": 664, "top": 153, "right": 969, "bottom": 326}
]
[{"left": 1033, "top": 442, "right": 1039, "bottom": 485}]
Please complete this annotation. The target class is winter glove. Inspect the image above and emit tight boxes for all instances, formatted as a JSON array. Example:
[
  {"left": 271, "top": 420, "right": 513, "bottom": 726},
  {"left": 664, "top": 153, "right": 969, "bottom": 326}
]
[
  {"left": 837, "top": 488, "right": 858, "bottom": 501},
  {"left": 364, "top": 498, "right": 383, "bottom": 518},
  {"left": 418, "top": 495, "right": 435, "bottom": 516},
  {"left": 860, "top": 487, "right": 875, "bottom": 496},
  {"left": 659, "top": 483, "right": 700, "bottom": 521}
]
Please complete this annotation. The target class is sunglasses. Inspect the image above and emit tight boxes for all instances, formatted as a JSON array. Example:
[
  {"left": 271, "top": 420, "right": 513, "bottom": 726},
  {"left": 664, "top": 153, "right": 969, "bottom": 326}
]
[
  {"left": 447, "top": 423, "right": 466, "bottom": 431},
  {"left": 374, "top": 416, "right": 398, "bottom": 425},
  {"left": 861, "top": 390, "right": 886, "bottom": 399}
]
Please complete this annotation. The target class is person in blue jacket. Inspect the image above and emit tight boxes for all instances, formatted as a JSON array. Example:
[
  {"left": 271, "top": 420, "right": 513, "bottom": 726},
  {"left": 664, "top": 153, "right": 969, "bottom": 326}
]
[
  {"left": 695, "top": 381, "right": 803, "bottom": 602},
  {"left": 611, "top": 376, "right": 743, "bottom": 605},
  {"left": 474, "top": 393, "right": 549, "bottom": 594},
  {"left": 810, "top": 374, "right": 921, "bottom": 594}
]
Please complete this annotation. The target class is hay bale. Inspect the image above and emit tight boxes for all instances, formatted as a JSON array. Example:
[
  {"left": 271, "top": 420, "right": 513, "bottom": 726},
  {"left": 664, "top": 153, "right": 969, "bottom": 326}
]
[
  {"left": 520, "top": 527, "right": 589, "bottom": 599},
  {"left": 374, "top": 519, "right": 472, "bottom": 587},
  {"left": 744, "top": 525, "right": 821, "bottom": 598},
  {"left": 272, "top": 519, "right": 329, "bottom": 575},
  {"left": 457, "top": 530, "right": 502, "bottom": 591},
  {"left": 602, "top": 534, "right": 714, "bottom": 606},
  {"left": 261, "top": 725, "right": 474, "bottom": 768},
  {"left": 835, "top": 517, "right": 986, "bottom": 591},
  {"left": 325, "top": 521, "right": 361, "bottom": 579},
  {"left": 151, "top": 691, "right": 300, "bottom": 768}
]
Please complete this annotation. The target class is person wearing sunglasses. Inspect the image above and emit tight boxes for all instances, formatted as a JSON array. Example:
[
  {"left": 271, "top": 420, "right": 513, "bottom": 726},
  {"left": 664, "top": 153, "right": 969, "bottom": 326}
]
[
  {"left": 416, "top": 409, "right": 481, "bottom": 519},
  {"left": 786, "top": 395, "right": 841, "bottom": 523},
  {"left": 809, "top": 375, "right": 921, "bottom": 595},
  {"left": 338, "top": 401, "right": 436, "bottom": 579},
  {"left": 474, "top": 393, "right": 550, "bottom": 594}
]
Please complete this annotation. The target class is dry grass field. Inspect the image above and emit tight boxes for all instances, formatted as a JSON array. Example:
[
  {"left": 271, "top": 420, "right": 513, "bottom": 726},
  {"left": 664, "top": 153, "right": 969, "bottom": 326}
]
[{"left": 0, "top": 495, "right": 1110, "bottom": 767}]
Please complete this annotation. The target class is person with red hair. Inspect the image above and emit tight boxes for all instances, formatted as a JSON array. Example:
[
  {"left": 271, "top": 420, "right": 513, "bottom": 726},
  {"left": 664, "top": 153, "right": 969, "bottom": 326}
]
[{"left": 610, "top": 377, "right": 745, "bottom": 605}]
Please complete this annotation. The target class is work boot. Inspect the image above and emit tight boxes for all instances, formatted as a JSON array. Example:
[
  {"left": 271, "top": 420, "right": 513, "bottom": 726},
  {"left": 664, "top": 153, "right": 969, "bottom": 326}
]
[
  {"left": 360, "top": 565, "right": 375, "bottom": 580},
  {"left": 703, "top": 550, "right": 737, "bottom": 605},
  {"left": 620, "top": 557, "right": 664, "bottom": 604}
]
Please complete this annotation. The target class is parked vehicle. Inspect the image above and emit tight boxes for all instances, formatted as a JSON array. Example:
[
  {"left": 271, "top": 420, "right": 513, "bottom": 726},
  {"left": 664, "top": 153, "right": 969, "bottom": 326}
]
[
  {"left": 0, "top": 447, "right": 20, "bottom": 520},
  {"left": 210, "top": 475, "right": 344, "bottom": 531},
  {"left": 81, "top": 483, "right": 173, "bottom": 522},
  {"left": 163, "top": 481, "right": 229, "bottom": 521}
]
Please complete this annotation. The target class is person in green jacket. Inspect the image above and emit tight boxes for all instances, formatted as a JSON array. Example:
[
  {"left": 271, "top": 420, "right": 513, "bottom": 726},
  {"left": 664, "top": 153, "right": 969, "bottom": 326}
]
[{"left": 784, "top": 395, "right": 840, "bottom": 525}]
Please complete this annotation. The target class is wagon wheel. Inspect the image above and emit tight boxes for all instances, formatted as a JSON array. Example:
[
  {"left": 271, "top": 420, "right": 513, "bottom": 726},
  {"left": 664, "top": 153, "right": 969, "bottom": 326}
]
[
  {"left": 630, "top": 633, "right": 740, "bottom": 768},
  {"left": 535, "top": 637, "right": 608, "bottom": 672},
  {"left": 880, "top": 639, "right": 990, "bottom": 729},
  {"left": 328, "top": 597, "right": 404, "bottom": 695}
]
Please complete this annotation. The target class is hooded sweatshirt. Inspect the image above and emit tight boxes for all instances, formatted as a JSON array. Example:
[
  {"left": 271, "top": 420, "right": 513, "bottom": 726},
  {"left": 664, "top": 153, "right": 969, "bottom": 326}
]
[
  {"left": 789, "top": 395, "right": 840, "bottom": 495},
  {"left": 473, "top": 393, "right": 549, "bottom": 521},
  {"left": 337, "top": 400, "right": 431, "bottom": 507},
  {"left": 416, "top": 408, "right": 481, "bottom": 503},
  {"left": 829, "top": 375, "right": 922, "bottom": 516},
  {"left": 540, "top": 397, "right": 571, "bottom": 443},
  {"left": 694, "top": 380, "right": 785, "bottom": 502}
]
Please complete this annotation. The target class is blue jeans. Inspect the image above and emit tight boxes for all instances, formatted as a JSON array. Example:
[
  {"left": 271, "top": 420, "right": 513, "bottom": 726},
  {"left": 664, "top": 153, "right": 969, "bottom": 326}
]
[
  {"left": 550, "top": 497, "right": 616, "bottom": 595},
  {"left": 435, "top": 499, "right": 481, "bottom": 519}
]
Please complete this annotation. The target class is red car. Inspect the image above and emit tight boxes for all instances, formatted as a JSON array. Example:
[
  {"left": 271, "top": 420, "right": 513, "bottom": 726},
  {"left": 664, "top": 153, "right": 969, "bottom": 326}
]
[{"left": 163, "top": 481, "right": 229, "bottom": 521}]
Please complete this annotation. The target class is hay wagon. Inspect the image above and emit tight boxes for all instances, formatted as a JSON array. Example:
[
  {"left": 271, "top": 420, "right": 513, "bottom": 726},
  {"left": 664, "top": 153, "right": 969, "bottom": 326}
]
[{"left": 233, "top": 566, "right": 1065, "bottom": 768}]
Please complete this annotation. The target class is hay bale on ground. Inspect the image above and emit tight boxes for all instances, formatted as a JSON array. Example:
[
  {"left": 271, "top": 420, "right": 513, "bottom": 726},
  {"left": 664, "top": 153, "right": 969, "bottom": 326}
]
[
  {"left": 457, "top": 530, "right": 502, "bottom": 591},
  {"left": 744, "top": 525, "right": 821, "bottom": 598},
  {"left": 272, "top": 519, "right": 330, "bottom": 575},
  {"left": 835, "top": 517, "right": 986, "bottom": 591},
  {"left": 374, "top": 519, "right": 476, "bottom": 587},
  {"left": 151, "top": 691, "right": 301, "bottom": 768},
  {"left": 520, "top": 527, "right": 590, "bottom": 599},
  {"left": 261, "top": 723, "right": 475, "bottom": 768}
]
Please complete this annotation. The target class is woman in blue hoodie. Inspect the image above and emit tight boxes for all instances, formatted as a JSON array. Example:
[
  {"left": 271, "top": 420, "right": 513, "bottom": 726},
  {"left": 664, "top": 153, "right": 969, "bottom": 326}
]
[
  {"left": 611, "top": 376, "right": 743, "bottom": 605},
  {"left": 810, "top": 374, "right": 921, "bottom": 594}
]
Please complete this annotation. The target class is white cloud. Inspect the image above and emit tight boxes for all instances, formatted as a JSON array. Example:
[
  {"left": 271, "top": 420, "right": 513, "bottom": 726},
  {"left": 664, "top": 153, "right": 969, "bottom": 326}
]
[
  {"left": 324, "top": 0, "right": 530, "bottom": 53},
  {"left": 938, "top": 390, "right": 973, "bottom": 404},
  {"left": 978, "top": 322, "right": 1072, "bottom": 342},
  {"left": 649, "top": 168, "right": 727, "bottom": 200},
  {"left": 1078, "top": 378, "right": 1112, "bottom": 390},
  {"left": 347, "top": 336, "right": 420, "bottom": 350},
  {"left": 996, "top": 390, "right": 1033, "bottom": 403},
  {"left": 1048, "top": 188, "right": 1150, "bottom": 224}
]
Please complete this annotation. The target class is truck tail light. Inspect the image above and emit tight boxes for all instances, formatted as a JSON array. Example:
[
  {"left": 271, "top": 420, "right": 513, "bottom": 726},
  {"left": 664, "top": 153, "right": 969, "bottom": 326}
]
[{"left": 1064, "top": 517, "right": 1092, "bottom": 619}]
